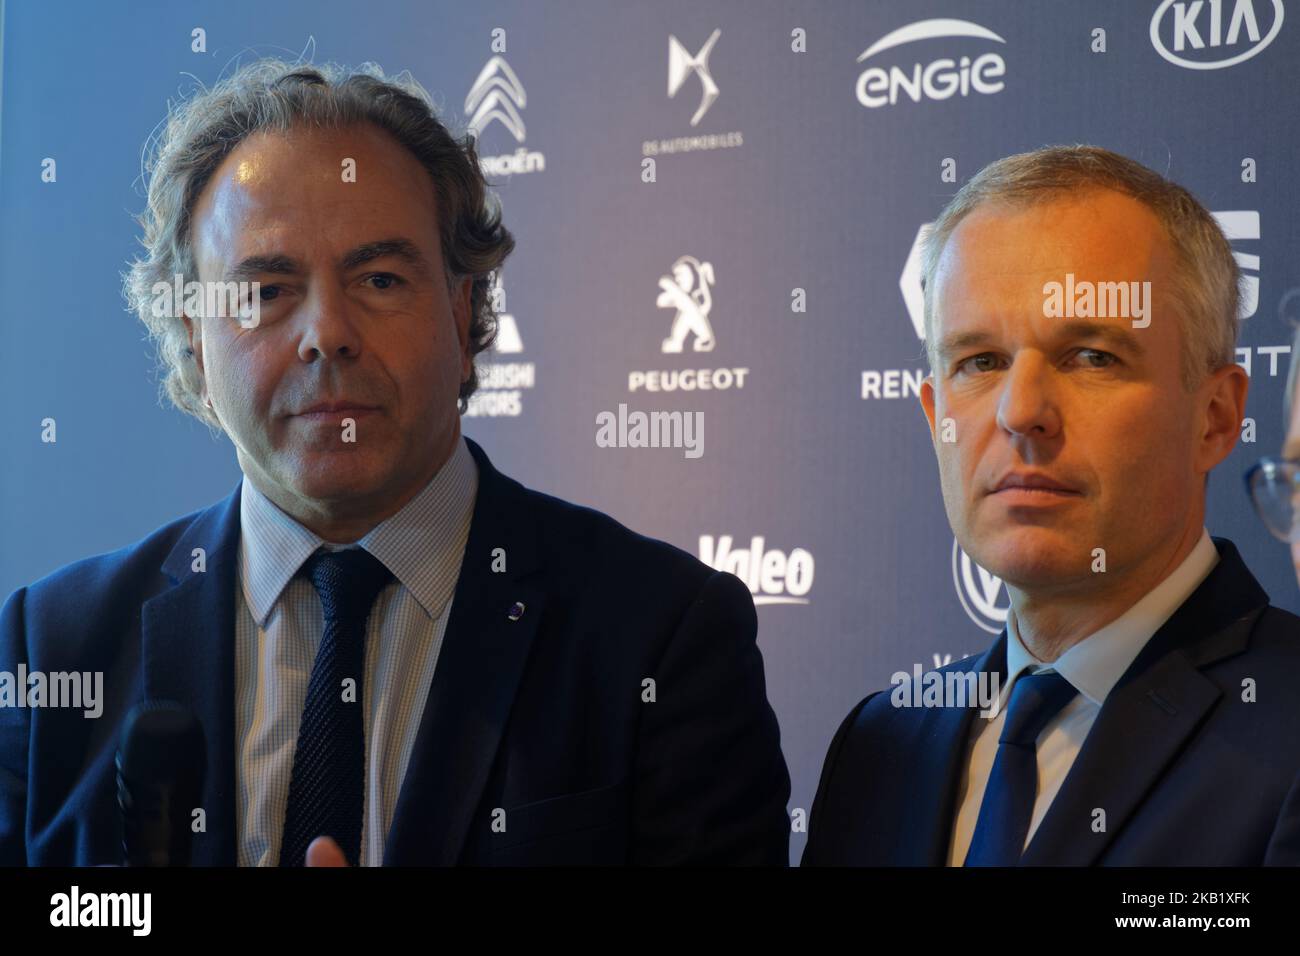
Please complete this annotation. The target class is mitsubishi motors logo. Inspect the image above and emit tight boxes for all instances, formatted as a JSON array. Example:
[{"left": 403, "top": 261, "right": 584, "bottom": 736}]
[
  {"left": 658, "top": 256, "right": 717, "bottom": 353},
  {"left": 668, "top": 30, "right": 721, "bottom": 126},
  {"left": 465, "top": 274, "right": 536, "bottom": 418}
]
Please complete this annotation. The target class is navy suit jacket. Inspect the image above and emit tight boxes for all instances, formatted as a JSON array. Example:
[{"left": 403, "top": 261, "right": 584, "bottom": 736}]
[
  {"left": 0, "top": 437, "right": 791, "bottom": 865},
  {"left": 803, "top": 537, "right": 1300, "bottom": 866}
]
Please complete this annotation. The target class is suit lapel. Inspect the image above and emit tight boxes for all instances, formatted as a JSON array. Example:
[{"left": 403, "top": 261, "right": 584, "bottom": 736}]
[
  {"left": 384, "top": 438, "right": 545, "bottom": 865},
  {"left": 895, "top": 636, "right": 1007, "bottom": 865},
  {"left": 140, "top": 481, "right": 243, "bottom": 866},
  {"left": 1022, "top": 538, "right": 1267, "bottom": 865},
  {"left": 1019, "top": 651, "right": 1225, "bottom": 865}
]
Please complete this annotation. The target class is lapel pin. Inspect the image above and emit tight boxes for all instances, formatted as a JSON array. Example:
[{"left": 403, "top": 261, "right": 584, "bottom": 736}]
[{"left": 507, "top": 601, "right": 526, "bottom": 622}]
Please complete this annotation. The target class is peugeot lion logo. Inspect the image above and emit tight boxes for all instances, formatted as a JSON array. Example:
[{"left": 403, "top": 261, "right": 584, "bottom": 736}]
[
  {"left": 465, "top": 55, "right": 528, "bottom": 141},
  {"left": 952, "top": 539, "right": 1009, "bottom": 634},
  {"left": 668, "top": 30, "right": 721, "bottom": 126},
  {"left": 658, "top": 256, "right": 716, "bottom": 353}
]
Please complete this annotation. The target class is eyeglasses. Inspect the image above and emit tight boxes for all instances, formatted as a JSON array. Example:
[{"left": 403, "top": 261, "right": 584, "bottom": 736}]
[{"left": 1244, "top": 457, "right": 1300, "bottom": 542}]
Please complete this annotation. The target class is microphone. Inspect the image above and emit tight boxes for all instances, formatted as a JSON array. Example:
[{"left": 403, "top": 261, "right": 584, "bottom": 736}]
[{"left": 116, "top": 700, "right": 206, "bottom": 866}]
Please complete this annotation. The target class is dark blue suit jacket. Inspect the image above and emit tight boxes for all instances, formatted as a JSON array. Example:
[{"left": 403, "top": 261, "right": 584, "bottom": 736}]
[
  {"left": 803, "top": 537, "right": 1300, "bottom": 866},
  {"left": 0, "top": 438, "right": 791, "bottom": 865}
]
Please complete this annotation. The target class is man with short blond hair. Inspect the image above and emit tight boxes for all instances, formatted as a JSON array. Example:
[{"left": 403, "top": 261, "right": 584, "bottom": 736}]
[{"left": 805, "top": 145, "right": 1300, "bottom": 866}]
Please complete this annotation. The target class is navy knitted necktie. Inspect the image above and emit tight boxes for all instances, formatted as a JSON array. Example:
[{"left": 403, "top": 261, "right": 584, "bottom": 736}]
[
  {"left": 964, "top": 670, "right": 1078, "bottom": 866},
  {"left": 279, "top": 547, "right": 393, "bottom": 867}
]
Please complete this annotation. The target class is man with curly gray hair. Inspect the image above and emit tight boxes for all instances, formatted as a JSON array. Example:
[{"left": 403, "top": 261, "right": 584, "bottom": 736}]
[{"left": 0, "top": 59, "right": 790, "bottom": 868}]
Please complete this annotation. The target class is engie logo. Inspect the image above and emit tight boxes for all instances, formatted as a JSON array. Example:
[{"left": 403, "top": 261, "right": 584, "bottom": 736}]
[
  {"left": 952, "top": 539, "right": 1008, "bottom": 634},
  {"left": 1150, "top": 0, "right": 1284, "bottom": 69},
  {"left": 856, "top": 18, "right": 1006, "bottom": 109},
  {"left": 699, "top": 535, "right": 814, "bottom": 606}
]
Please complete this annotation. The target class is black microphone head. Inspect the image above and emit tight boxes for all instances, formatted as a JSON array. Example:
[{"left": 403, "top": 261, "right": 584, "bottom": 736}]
[
  {"left": 117, "top": 700, "right": 206, "bottom": 866},
  {"left": 118, "top": 701, "right": 205, "bottom": 779}
]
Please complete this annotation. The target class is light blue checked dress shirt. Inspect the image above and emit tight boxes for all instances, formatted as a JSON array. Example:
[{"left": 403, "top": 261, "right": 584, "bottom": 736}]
[{"left": 234, "top": 436, "right": 478, "bottom": 866}]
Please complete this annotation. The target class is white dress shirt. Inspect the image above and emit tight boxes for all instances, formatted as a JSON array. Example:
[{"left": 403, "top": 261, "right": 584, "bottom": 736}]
[
  {"left": 946, "top": 528, "right": 1219, "bottom": 866},
  {"left": 234, "top": 436, "right": 477, "bottom": 866}
]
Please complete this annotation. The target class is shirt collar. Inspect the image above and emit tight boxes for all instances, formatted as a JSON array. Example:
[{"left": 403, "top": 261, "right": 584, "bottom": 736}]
[
  {"left": 238, "top": 435, "right": 478, "bottom": 626},
  {"left": 1004, "top": 528, "right": 1219, "bottom": 706}
]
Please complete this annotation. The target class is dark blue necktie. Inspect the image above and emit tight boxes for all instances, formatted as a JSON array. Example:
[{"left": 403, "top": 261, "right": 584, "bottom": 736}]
[
  {"left": 279, "top": 547, "right": 393, "bottom": 867},
  {"left": 964, "top": 670, "right": 1078, "bottom": 866}
]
